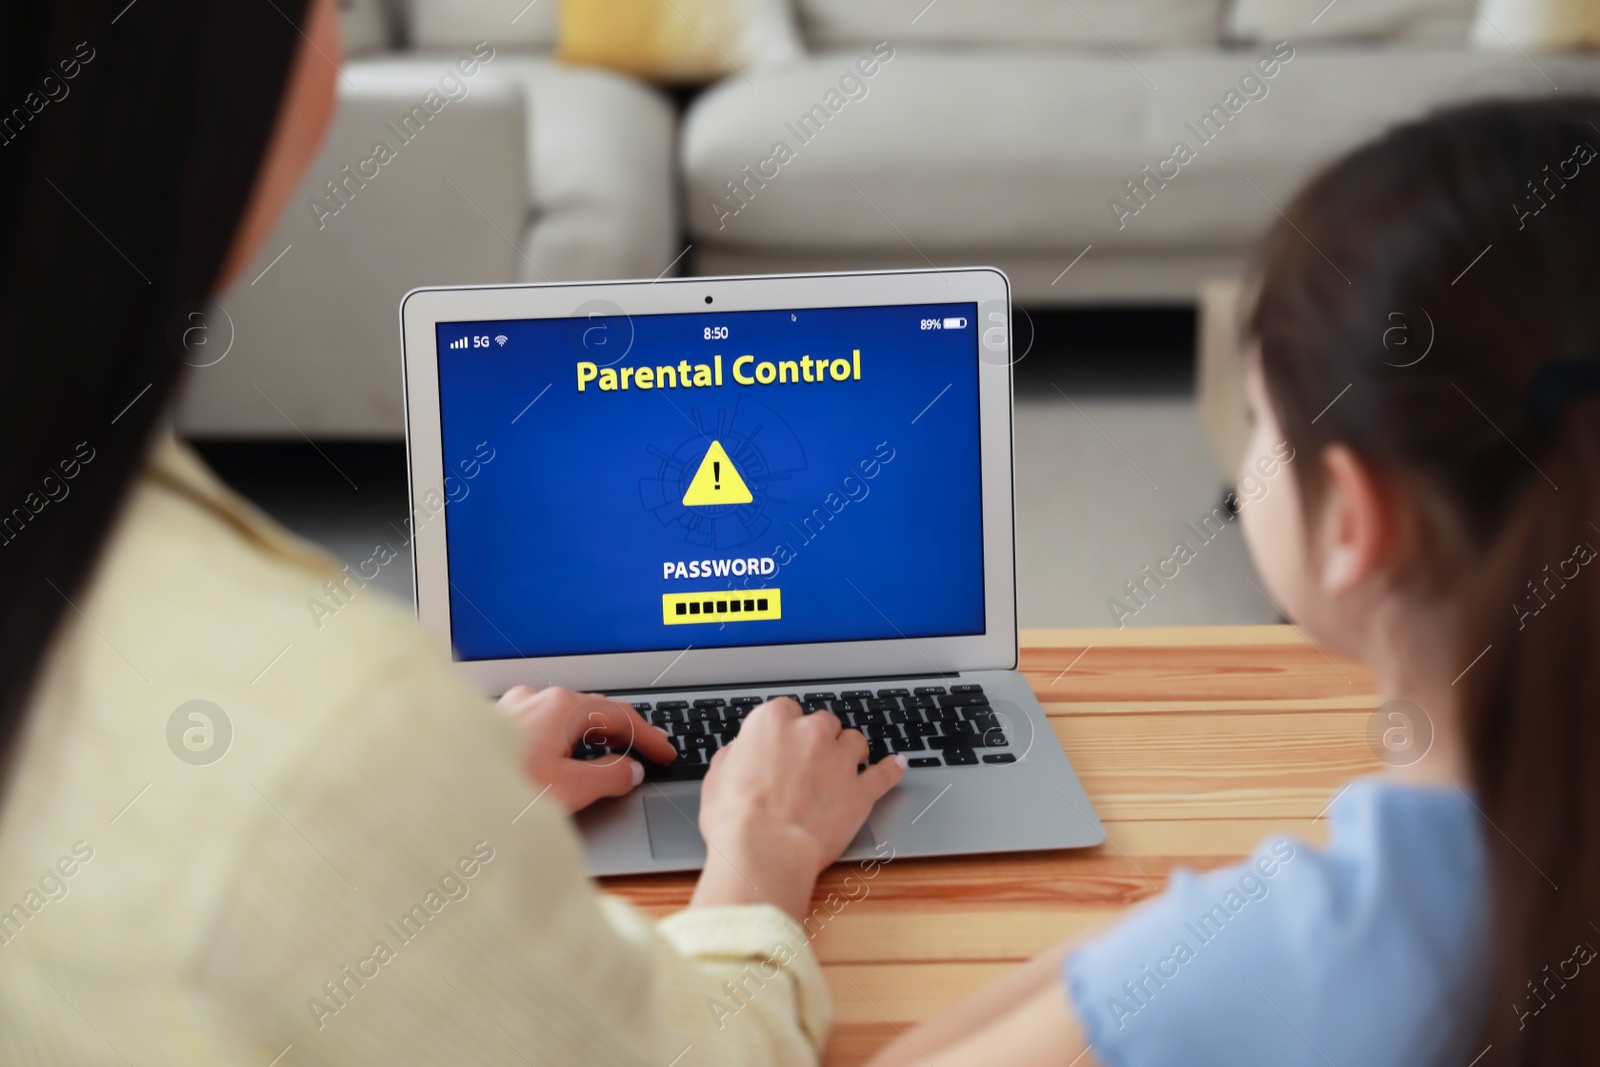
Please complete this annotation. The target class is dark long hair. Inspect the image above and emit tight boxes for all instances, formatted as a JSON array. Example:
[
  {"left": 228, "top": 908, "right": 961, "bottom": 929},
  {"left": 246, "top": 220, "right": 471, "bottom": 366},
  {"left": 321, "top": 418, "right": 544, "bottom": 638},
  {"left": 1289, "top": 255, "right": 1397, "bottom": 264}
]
[
  {"left": 1248, "top": 97, "right": 1600, "bottom": 1063},
  {"left": 0, "top": 2, "right": 310, "bottom": 779}
]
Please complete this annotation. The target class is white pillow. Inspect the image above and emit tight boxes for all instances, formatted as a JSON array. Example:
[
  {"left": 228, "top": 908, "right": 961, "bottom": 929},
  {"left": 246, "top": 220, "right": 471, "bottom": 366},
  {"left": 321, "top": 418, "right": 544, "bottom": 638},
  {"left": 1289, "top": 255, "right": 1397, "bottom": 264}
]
[
  {"left": 1470, "top": 0, "right": 1600, "bottom": 49},
  {"left": 408, "top": 0, "right": 561, "bottom": 51},
  {"left": 1227, "top": 0, "right": 1474, "bottom": 44}
]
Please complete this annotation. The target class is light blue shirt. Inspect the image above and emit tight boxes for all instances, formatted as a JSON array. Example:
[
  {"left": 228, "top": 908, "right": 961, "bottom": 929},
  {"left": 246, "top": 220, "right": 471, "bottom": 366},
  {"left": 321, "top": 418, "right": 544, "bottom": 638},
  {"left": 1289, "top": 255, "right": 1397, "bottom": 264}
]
[{"left": 1066, "top": 777, "right": 1488, "bottom": 1067}]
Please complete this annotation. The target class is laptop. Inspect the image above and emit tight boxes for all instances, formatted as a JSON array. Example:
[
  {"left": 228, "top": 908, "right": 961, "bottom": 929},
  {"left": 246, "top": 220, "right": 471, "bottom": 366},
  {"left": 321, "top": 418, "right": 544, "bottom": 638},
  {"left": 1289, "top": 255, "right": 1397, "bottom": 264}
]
[{"left": 400, "top": 267, "right": 1104, "bottom": 875}]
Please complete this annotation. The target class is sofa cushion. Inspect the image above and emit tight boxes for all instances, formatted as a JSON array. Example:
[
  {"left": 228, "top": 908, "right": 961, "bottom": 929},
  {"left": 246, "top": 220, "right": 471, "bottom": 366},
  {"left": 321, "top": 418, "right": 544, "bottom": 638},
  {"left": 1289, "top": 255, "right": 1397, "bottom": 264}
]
[
  {"left": 485, "top": 56, "right": 681, "bottom": 280},
  {"left": 797, "top": 0, "right": 1224, "bottom": 49},
  {"left": 681, "top": 48, "right": 1600, "bottom": 253},
  {"left": 410, "top": 0, "right": 560, "bottom": 50},
  {"left": 1228, "top": 0, "right": 1474, "bottom": 45}
]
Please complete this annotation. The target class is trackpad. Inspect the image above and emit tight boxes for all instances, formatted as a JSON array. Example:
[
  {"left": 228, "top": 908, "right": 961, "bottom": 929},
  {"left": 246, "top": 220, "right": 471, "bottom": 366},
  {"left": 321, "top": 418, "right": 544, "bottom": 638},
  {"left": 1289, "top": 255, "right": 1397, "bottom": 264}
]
[{"left": 644, "top": 791, "right": 875, "bottom": 862}]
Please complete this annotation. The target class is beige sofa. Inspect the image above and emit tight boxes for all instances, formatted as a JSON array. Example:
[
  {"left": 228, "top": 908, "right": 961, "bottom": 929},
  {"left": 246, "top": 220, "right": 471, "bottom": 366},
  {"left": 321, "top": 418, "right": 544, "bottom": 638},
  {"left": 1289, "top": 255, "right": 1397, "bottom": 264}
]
[
  {"left": 181, "top": 0, "right": 1600, "bottom": 436},
  {"left": 684, "top": 0, "right": 1600, "bottom": 303}
]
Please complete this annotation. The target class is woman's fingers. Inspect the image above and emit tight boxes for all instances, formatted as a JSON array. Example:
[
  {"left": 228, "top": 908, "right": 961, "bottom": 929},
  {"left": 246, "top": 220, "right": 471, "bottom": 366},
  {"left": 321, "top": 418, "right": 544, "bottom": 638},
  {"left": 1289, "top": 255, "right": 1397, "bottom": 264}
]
[
  {"left": 761, "top": 696, "right": 803, "bottom": 720},
  {"left": 856, "top": 749, "right": 906, "bottom": 802},
  {"left": 836, "top": 722, "right": 870, "bottom": 762},
  {"left": 546, "top": 753, "right": 643, "bottom": 814},
  {"left": 561, "top": 693, "right": 677, "bottom": 763}
]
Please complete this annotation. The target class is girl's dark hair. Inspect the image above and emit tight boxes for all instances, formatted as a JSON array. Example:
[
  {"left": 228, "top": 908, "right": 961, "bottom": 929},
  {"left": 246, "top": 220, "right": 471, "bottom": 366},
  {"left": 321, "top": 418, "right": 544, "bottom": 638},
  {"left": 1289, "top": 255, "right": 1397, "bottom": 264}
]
[
  {"left": 1248, "top": 97, "right": 1600, "bottom": 1064},
  {"left": 0, "top": 2, "right": 311, "bottom": 777}
]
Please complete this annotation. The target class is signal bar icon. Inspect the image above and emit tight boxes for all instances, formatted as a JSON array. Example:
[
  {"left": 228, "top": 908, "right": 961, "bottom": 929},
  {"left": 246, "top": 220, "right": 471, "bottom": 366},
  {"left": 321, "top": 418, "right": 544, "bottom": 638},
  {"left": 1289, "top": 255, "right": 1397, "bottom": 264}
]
[{"left": 448, "top": 336, "right": 469, "bottom": 350}]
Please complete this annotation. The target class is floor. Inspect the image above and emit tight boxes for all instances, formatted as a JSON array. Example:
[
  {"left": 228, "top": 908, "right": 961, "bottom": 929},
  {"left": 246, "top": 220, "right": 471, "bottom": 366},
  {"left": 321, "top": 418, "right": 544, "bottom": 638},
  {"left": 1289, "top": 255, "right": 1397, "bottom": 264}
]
[{"left": 194, "top": 309, "right": 1278, "bottom": 630}]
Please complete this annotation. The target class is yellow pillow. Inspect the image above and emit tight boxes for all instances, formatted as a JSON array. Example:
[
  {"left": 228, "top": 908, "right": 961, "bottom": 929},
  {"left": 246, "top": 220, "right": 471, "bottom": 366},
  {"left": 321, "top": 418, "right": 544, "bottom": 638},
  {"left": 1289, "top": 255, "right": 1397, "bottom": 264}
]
[
  {"left": 559, "top": 0, "right": 803, "bottom": 83},
  {"left": 1472, "top": 0, "right": 1600, "bottom": 49}
]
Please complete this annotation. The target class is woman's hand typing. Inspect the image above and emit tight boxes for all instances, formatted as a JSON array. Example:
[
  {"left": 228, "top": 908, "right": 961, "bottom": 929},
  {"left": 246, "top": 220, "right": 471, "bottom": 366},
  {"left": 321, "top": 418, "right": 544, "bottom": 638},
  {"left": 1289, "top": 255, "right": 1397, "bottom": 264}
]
[{"left": 499, "top": 685, "right": 678, "bottom": 814}]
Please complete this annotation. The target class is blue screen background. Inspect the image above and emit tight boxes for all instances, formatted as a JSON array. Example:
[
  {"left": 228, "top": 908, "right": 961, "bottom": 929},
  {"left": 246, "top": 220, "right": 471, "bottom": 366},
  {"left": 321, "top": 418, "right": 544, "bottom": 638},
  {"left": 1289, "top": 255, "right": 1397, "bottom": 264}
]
[{"left": 435, "top": 301, "right": 986, "bottom": 660}]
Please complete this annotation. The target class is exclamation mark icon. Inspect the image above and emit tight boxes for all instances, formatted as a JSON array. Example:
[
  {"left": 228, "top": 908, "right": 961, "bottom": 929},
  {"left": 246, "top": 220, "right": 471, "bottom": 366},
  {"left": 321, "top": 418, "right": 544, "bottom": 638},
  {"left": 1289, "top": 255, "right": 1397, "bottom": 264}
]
[{"left": 713, "top": 461, "right": 721, "bottom": 490}]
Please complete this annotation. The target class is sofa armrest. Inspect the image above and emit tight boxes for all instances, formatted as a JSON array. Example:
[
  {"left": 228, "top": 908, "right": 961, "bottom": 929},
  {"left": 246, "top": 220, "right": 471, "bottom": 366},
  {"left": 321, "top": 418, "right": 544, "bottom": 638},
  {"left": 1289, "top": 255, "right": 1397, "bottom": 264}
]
[{"left": 179, "top": 58, "right": 529, "bottom": 437}]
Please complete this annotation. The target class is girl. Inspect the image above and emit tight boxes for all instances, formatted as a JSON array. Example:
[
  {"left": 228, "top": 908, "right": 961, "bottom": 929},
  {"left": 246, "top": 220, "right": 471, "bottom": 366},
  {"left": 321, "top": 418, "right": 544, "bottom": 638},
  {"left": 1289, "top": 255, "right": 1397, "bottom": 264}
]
[{"left": 870, "top": 97, "right": 1600, "bottom": 1066}]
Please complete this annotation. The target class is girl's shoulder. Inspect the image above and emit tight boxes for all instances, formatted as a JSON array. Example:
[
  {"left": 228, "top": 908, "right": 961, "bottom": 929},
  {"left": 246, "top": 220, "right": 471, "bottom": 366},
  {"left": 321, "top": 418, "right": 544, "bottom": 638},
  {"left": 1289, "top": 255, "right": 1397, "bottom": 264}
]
[{"left": 1066, "top": 777, "right": 1487, "bottom": 1067}]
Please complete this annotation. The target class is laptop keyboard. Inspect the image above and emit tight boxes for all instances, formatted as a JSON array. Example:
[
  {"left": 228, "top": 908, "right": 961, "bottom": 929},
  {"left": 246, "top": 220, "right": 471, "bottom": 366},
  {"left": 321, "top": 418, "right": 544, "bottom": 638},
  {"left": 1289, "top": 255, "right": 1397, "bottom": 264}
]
[{"left": 572, "top": 684, "right": 1012, "bottom": 782}]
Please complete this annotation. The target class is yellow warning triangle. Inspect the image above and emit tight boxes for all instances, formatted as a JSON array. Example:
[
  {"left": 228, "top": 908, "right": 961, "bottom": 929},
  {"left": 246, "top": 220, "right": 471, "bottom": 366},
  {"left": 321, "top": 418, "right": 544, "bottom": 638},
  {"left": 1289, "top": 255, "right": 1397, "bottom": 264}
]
[{"left": 682, "top": 440, "right": 753, "bottom": 506}]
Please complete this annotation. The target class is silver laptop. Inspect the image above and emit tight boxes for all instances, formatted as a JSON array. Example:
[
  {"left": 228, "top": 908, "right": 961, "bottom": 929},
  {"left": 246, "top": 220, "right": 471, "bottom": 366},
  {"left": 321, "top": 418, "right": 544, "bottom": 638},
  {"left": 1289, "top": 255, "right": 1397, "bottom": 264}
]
[{"left": 400, "top": 267, "right": 1103, "bottom": 874}]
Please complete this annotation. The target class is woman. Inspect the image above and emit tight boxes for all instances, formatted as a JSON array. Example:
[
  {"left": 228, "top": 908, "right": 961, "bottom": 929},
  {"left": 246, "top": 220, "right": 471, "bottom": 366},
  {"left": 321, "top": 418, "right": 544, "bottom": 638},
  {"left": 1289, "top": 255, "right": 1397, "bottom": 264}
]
[
  {"left": 868, "top": 98, "right": 1600, "bottom": 1066},
  {"left": 0, "top": 2, "right": 901, "bottom": 1063}
]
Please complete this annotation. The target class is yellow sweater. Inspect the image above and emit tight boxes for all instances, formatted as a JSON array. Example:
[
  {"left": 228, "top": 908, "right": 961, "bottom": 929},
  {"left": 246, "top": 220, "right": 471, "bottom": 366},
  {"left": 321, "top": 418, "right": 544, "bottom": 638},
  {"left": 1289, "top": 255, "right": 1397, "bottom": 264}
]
[{"left": 0, "top": 437, "right": 828, "bottom": 1065}]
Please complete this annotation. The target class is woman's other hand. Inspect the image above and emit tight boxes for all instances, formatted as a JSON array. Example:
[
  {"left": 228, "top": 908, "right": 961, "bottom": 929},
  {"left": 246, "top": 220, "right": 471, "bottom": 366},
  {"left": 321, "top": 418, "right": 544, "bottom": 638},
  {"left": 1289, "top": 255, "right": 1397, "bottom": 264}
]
[
  {"left": 692, "top": 698, "right": 906, "bottom": 920},
  {"left": 499, "top": 685, "right": 677, "bottom": 814}
]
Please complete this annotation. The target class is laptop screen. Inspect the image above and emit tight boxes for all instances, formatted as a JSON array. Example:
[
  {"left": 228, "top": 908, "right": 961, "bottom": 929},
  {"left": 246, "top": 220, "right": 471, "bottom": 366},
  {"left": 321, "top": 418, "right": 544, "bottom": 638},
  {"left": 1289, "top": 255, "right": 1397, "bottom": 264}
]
[{"left": 433, "top": 300, "right": 987, "bottom": 661}]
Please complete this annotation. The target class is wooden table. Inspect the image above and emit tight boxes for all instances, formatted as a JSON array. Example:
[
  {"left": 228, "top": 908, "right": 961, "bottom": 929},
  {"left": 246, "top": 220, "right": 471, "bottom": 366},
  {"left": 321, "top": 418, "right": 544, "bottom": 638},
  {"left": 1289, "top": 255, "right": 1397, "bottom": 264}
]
[{"left": 604, "top": 625, "right": 1383, "bottom": 1065}]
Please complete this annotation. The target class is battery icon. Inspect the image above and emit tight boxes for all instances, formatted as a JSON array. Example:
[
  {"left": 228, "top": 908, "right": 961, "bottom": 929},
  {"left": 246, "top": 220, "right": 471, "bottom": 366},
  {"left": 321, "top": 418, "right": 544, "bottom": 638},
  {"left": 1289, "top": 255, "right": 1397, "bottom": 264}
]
[{"left": 943, "top": 317, "right": 968, "bottom": 329}]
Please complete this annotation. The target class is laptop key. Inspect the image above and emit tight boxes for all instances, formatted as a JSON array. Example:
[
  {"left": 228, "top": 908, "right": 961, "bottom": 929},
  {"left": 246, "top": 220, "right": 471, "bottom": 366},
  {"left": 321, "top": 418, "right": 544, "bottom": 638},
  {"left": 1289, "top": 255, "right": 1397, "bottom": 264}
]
[
  {"left": 904, "top": 695, "right": 936, "bottom": 710},
  {"left": 890, "top": 708, "right": 922, "bottom": 724},
  {"left": 768, "top": 693, "right": 800, "bottom": 704},
  {"left": 937, "top": 692, "right": 990, "bottom": 708},
  {"left": 942, "top": 746, "right": 979, "bottom": 766},
  {"left": 983, "top": 753, "right": 1017, "bottom": 764},
  {"left": 909, "top": 721, "right": 940, "bottom": 737},
  {"left": 981, "top": 728, "right": 1009, "bottom": 747},
  {"left": 891, "top": 736, "right": 926, "bottom": 753},
  {"left": 965, "top": 711, "right": 1000, "bottom": 732},
  {"left": 730, "top": 695, "right": 763, "bottom": 707},
  {"left": 908, "top": 757, "right": 942, "bottom": 768},
  {"left": 656, "top": 700, "right": 689, "bottom": 711},
  {"left": 864, "top": 724, "right": 900, "bottom": 741},
  {"left": 803, "top": 692, "right": 837, "bottom": 701},
  {"left": 876, "top": 688, "right": 910, "bottom": 698},
  {"left": 841, "top": 689, "right": 874, "bottom": 699},
  {"left": 801, "top": 700, "right": 830, "bottom": 714},
  {"left": 951, "top": 684, "right": 984, "bottom": 694},
  {"left": 692, "top": 697, "right": 726, "bottom": 708},
  {"left": 631, "top": 702, "right": 653, "bottom": 712},
  {"left": 644, "top": 752, "right": 706, "bottom": 782},
  {"left": 913, "top": 686, "right": 947, "bottom": 696},
  {"left": 867, "top": 740, "right": 890, "bottom": 763}
]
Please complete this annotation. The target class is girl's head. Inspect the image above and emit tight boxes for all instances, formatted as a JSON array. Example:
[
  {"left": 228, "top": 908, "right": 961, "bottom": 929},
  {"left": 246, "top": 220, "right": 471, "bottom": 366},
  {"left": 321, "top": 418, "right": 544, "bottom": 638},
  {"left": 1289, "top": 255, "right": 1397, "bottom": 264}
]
[{"left": 1241, "top": 97, "right": 1600, "bottom": 1060}]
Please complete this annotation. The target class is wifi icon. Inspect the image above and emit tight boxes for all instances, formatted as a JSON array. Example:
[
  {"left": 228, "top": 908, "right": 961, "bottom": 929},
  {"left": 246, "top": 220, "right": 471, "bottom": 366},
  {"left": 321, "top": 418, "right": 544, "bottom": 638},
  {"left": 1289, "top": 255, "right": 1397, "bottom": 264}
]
[{"left": 494, "top": 335, "right": 508, "bottom": 347}]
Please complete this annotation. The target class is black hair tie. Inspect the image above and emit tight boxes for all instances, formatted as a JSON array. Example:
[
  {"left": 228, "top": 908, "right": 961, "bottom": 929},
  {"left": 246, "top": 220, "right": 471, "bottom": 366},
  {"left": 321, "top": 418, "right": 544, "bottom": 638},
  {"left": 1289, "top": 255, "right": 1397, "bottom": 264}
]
[{"left": 1526, "top": 359, "right": 1600, "bottom": 432}]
